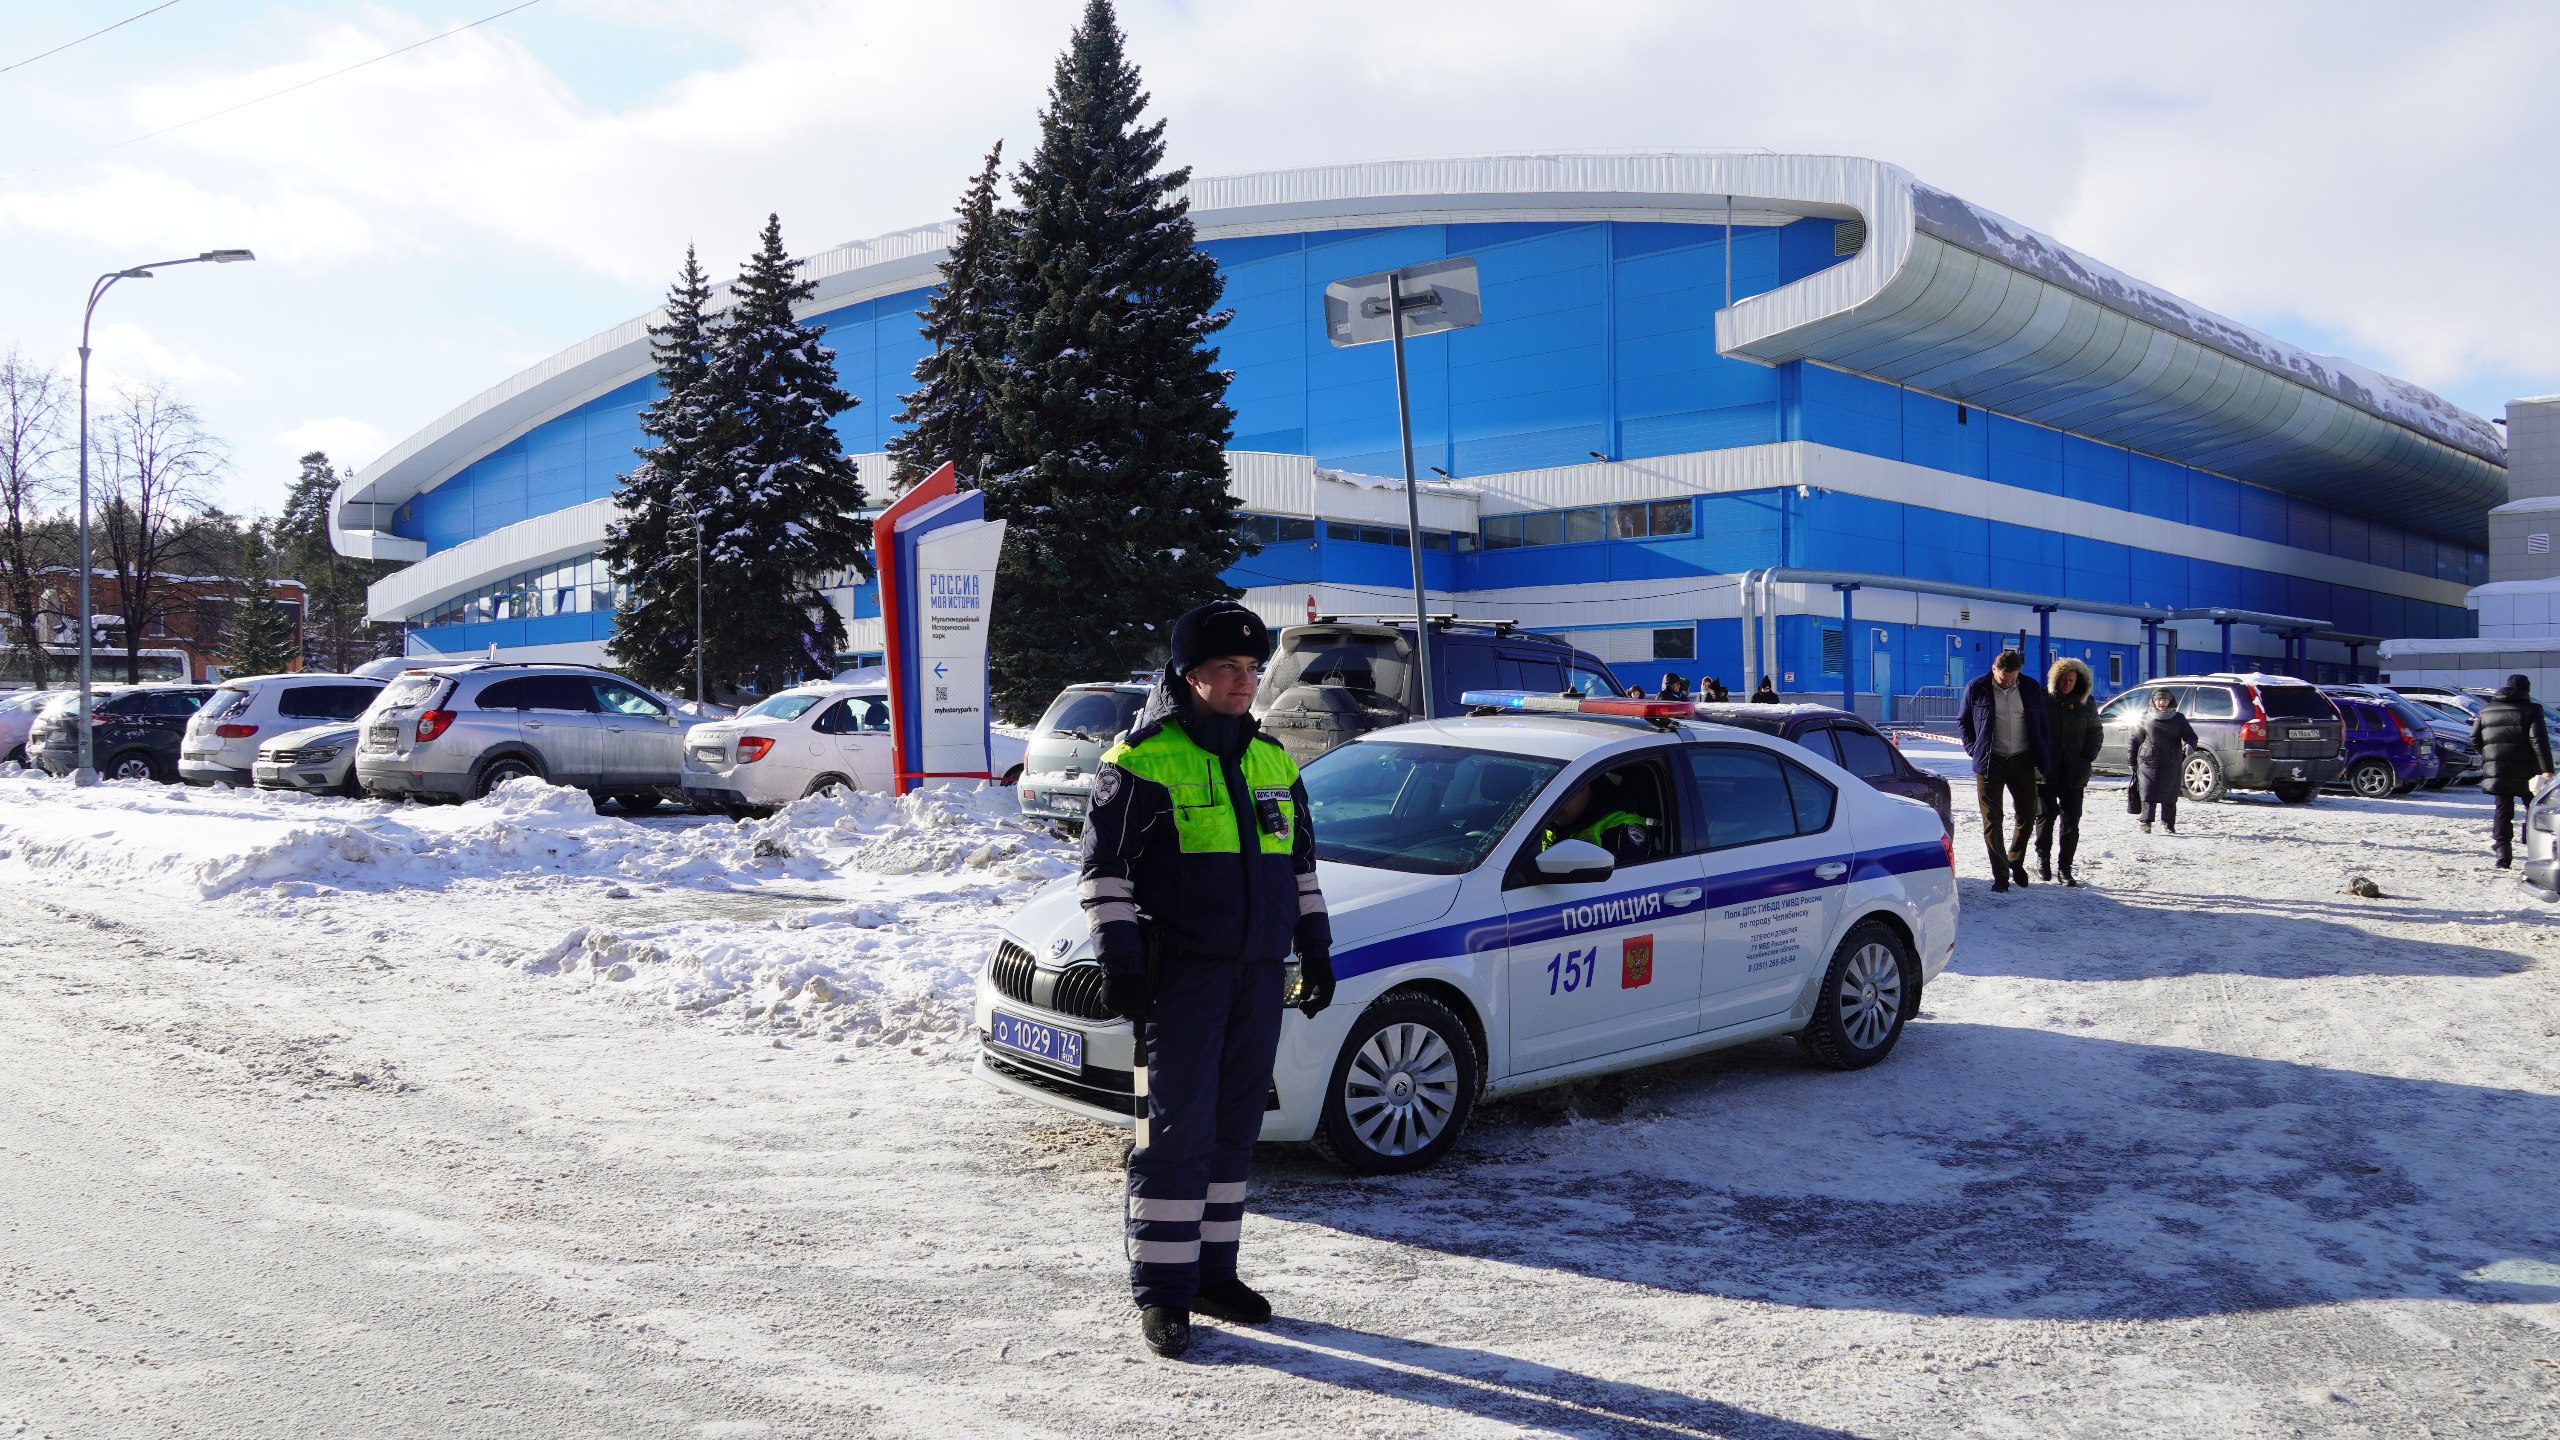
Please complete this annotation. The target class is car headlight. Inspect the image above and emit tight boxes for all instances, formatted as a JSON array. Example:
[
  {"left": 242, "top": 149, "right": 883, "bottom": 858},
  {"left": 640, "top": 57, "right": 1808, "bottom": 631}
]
[{"left": 299, "top": 745, "right": 344, "bottom": 763}]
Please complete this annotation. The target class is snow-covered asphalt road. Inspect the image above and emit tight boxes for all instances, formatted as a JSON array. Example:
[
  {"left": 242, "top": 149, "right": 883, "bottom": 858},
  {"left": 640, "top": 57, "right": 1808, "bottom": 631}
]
[{"left": 4, "top": 758, "right": 2560, "bottom": 1437}]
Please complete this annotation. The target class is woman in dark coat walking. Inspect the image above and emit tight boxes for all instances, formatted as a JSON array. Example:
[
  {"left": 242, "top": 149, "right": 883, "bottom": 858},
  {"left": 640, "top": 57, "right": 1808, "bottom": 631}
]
[
  {"left": 2126, "top": 688, "right": 2199, "bottom": 833},
  {"left": 2471, "top": 673, "right": 2556, "bottom": 867},
  {"left": 2035, "top": 657, "right": 2103, "bottom": 884}
]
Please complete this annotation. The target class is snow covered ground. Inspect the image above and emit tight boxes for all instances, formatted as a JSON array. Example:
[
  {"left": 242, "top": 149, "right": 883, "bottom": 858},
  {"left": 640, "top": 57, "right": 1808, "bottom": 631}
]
[{"left": 3, "top": 751, "right": 2558, "bottom": 1438}]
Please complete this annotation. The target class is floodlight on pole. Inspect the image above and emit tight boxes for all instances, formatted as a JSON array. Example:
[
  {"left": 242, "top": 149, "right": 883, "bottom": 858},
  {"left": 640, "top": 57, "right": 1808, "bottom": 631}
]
[
  {"left": 1322, "top": 256, "right": 1481, "bottom": 720},
  {"left": 73, "top": 248, "right": 256, "bottom": 785}
]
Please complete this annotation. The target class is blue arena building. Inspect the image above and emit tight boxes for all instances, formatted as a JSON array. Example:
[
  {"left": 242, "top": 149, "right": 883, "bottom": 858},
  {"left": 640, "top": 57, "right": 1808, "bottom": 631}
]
[{"left": 334, "top": 154, "right": 2501, "bottom": 708}]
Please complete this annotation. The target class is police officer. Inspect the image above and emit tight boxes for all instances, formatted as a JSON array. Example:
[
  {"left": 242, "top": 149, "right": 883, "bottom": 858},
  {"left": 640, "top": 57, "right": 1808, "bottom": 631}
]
[
  {"left": 1539, "top": 775, "right": 1653, "bottom": 859},
  {"left": 1080, "top": 601, "right": 1333, "bottom": 1359}
]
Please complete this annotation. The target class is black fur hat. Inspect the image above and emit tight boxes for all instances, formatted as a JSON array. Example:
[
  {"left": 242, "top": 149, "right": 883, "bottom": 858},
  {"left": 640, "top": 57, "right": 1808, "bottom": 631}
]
[{"left": 1167, "top": 601, "right": 1273, "bottom": 678}]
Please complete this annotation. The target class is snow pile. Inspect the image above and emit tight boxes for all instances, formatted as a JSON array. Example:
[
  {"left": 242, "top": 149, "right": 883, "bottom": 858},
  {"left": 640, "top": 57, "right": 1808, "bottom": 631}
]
[{"left": 0, "top": 771, "right": 1069, "bottom": 900}]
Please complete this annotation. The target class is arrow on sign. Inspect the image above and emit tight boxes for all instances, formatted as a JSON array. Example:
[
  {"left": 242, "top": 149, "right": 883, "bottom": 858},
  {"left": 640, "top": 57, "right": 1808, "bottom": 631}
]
[{"left": 932, "top": 662, "right": 948, "bottom": 679}]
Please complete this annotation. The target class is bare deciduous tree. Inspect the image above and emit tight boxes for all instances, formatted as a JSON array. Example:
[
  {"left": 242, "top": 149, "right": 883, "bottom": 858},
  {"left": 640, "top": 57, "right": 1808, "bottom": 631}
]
[
  {"left": 94, "top": 382, "right": 223, "bottom": 684},
  {"left": 0, "top": 349, "right": 69, "bottom": 687}
]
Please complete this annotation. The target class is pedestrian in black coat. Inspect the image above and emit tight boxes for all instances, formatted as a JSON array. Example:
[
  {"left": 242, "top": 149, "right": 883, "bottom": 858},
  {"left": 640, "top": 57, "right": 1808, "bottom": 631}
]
[
  {"left": 1957, "top": 650, "right": 2054, "bottom": 891},
  {"left": 2126, "top": 689, "right": 2200, "bottom": 833},
  {"left": 2470, "top": 674, "right": 2556, "bottom": 867},
  {"left": 1658, "top": 673, "right": 1691, "bottom": 702},
  {"left": 1750, "top": 676, "right": 1780, "bottom": 704},
  {"left": 2034, "top": 657, "right": 2102, "bottom": 885}
]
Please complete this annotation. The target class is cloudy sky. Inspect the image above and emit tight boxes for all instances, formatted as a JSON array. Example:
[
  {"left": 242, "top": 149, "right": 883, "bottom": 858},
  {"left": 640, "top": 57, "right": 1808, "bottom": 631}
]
[{"left": 4, "top": 0, "right": 2554, "bottom": 516}]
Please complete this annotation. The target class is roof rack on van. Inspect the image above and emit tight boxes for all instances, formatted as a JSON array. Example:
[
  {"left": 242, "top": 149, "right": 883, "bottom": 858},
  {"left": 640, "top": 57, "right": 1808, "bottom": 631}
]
[{"left": 1310, "top": 613, "right": 1522, "bottom": 635}]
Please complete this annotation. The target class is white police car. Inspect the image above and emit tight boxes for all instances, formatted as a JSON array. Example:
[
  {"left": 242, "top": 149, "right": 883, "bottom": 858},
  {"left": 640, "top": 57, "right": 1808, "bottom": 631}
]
[{"left": 971, "top": 690, "right": 1959, "bottom": 1174}]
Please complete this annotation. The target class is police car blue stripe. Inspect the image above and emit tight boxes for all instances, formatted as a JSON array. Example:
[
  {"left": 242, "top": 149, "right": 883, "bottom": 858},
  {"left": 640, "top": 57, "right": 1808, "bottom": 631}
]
[
  {"left": 1851, "top": 840, "right": 1952, "bottom": 883},
  {"left": 1332, "top": 847, "right": 1908, "bottom": 981}
]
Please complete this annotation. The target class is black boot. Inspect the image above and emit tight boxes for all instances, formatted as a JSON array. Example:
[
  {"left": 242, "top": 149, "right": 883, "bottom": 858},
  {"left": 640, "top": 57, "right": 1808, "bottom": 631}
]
[
  {"left": 1193, "top": 1278, "right": 1273, "bottom": 1326},
  {"left": 2060, "top": 864, "right": 2080, "bottom": 887},
  {"left": 1141, "top": 1306, "right": 1192, "bottom": 1358},
  {"left": 2035, "top": 849, "right": 2053, "bottom": 883},
  {"left": 2010, "top": 861, "right": 2031, "bottom": 888}
]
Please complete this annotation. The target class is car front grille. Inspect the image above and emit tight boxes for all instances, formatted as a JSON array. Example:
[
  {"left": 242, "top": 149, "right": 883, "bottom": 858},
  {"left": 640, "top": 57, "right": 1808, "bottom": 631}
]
[
  {"left": 269, "top": 746, "right": 340, "bottom": 765},
  {"left": 986, "top": 938, "right": 1119, "bottom": 1024},
  {"left": 989, "top": 939, "right": 1038, "bottom": 1005}
]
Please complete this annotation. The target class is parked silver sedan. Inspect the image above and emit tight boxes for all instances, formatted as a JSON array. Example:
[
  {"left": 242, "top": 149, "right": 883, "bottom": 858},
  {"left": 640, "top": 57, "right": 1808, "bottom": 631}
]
[{"left": 252, "top": 723, "right": 364, "bottom": 797}]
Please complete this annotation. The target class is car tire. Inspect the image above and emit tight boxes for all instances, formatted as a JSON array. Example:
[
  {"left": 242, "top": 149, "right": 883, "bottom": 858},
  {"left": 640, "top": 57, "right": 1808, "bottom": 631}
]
[
  {"left": 2347, "top": 758, "right": 2398, "bottom": 800},
  {"left": 2273, "top": 780, "right": 2316, "bottom": 804},
  {"left": 106, "top": 750, "right": 163, "bottom": 784},
  {"left": 2181, "top": 750, "right": 2228, "bottom": 802},
  {"left": 803, "top": 774, "right": 853, "bottom": 800},
  {"left": 472, "top": 754, "right": 543, "bottom": 798},
  {"left": 2425, "top": 774, "right": 2452, "bottom": 791},
  {"left": 1000, "top": 764, "right": 1023, "bottom": 785},
  {"left": 336, "top": 773, "right": 366, "bottom": 799},
  {"left": 1310, "top": 993, "right": 1480, "bottom": 1176},
  {"left": 612, "top": 793, "right": 664, "bottom": 815},
  {"left": 1797, "top": 919, "right": 1919, "bottom": 1071}
]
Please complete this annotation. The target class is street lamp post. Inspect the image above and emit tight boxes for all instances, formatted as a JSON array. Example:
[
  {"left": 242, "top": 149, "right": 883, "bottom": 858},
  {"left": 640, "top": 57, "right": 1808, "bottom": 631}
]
[
  {"left": 74, "top": 249, "right": 255, "bottom": 785},
  {"left": 693, "top": 509, "right": 707, "bottom": 704},
  {"left": 1322, "top": 257, "right": 1482, "bottom": 720}
]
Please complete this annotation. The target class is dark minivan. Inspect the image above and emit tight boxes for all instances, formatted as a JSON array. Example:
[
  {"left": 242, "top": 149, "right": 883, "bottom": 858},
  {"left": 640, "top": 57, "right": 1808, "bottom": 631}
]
[
  {"left": 2092, "top": 673, "right": 2343, "bottom": 803},
  {"left": 1254, "top": 618, "right": 1621, "bottom": 766}
]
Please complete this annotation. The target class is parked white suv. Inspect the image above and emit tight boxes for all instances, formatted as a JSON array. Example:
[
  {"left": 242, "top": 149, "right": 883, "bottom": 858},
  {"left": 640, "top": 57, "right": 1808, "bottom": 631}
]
[
  {"left": 682, "top": 680, "right": 1030, "bottom": 814},
  {"left": 181, "top": 674, "right": 386, "bottom": 787}
]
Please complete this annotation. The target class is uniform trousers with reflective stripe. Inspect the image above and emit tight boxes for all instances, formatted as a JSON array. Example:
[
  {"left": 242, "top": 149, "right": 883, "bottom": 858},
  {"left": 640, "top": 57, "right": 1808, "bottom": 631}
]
[{"left": 1127, "top": 956, "right": 1284, "bottom": 1311}]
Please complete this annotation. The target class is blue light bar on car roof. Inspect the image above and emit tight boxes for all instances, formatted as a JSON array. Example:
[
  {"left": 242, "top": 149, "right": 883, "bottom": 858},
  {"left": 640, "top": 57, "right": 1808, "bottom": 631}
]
[{"left": 1458, "top": 690, "right": 1692, "bottom": 720}]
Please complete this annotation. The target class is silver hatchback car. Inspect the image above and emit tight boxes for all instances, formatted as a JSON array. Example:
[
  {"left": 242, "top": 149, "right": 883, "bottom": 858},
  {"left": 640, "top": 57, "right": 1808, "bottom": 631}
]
[{"left": 354, "top": 662, "right": 689, "bottom": 809}]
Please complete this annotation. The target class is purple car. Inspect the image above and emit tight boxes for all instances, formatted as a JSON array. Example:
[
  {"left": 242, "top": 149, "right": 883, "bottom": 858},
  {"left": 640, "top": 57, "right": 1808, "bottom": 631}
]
[{"left": 2324, "top": 695, "right": 2439, "bottom": 799}]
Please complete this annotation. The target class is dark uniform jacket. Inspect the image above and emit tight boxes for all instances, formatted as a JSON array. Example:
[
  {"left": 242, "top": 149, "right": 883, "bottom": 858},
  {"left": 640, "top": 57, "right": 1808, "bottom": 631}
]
[
  {"left": 1079, "top": 680, "right": 1330, "bottom": 975},
  {"left": 2472, "top": 689, "right": 2555, "bottom": 797}
]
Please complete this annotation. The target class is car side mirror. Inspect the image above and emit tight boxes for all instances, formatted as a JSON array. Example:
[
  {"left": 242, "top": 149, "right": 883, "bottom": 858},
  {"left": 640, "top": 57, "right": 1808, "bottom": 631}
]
[{"left": 1533, "top": 838, "right": 1615, "bottom": 885}]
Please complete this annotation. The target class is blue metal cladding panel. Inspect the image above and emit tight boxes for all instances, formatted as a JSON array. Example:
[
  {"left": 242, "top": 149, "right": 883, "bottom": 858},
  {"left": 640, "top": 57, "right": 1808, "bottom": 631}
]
[
  {"left": 2130, "top": 550, "right": 2186, "bottom": 607},
  {"left": 2064, "top": 535, "right": 2132, "bottom": 605},
  {"left": 1903, "top": 506, "right": 1991, "bottom": 588},
  {"left": 2061, "top": 436, "right": 2130, "bottom": 511},
  {"left": 2187, "top": 472, "right": 2242, "bottom": 535},
  {"left": 1775, "top": 217, "right": 1854, "bottom": 284},
  {"left": 2127, "top": 454, "right": 2189, "bottom": 524},
  {"left": 1793, "top": 491, "right": 1903, "bottom": 573},
  {"left": 1797, "top": 365, "right": 1900, "bottom": 459},
  {"left": 1989, "top": 521, "right": 2066, "bottom": 594},
  {"left": 1900, "top": 389, "right": 1988, "bottom": 478},
  {"left": 1986, "top": 415, "right": 2064, "bottom": 497},
  {"left": 408, "top": 608, "right": 613, "bottom": 654},
  {"left": 2237, "top": 483, "right": 2290, "bottom": 545}
]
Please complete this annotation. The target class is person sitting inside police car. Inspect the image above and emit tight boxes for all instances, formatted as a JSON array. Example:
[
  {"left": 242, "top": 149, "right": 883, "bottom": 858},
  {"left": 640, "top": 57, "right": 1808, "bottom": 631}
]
[
  {"left": 1538, "top": 771, "right": 1657, "bottom": 864},
  {"left": 1080, "top": 601, "right": 1333, "bottom": 1361}
]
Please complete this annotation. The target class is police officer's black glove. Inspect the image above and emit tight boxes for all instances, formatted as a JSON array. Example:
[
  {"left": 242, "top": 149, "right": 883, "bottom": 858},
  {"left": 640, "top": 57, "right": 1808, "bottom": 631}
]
[
  {"left": 1296, "top": 952, "right": 1336, "bottom": 1018},
  {"left": 1103, "top": 971, "right": 1153, "bottom": 1026}
]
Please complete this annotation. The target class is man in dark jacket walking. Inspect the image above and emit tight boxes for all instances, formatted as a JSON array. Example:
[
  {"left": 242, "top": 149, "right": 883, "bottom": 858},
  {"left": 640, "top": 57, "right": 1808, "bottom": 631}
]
[
  {"left": 2470, "top": 674, "right": 2556, "bottom": 868},
  {"left": 1958, "top": 650, "right": 2052, "bottom": 892},
  {"left": 1081, "top": 602, "right": 1335, "bottom": 1358},
  {"left": 2034, "top": 657, "right": 2102, "bottom": 886}
]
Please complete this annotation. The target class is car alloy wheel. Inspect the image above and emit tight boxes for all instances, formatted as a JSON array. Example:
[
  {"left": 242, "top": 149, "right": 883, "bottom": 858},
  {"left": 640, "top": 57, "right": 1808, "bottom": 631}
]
[
  {"left": 2181, "top": 750, "right": 2227, "bottom": 802},
  {"left": 1799, "top": 920, "right": 1919, "bottom": 1070},
  {"left": 475, "top": 757, "right": 539, "bottom": 797},
  {"left": 1312, "top": 993, "right": 1480, "bottom": 1176},
  {"left": 110, "top": 753, "right": 158, "bottom": 783},
  {"left": 2348, "top": 758, "right": 2397, "bottom": 800},
  {"left": 1836, "top": 940, "right": 1903, "bottom": 1050}
]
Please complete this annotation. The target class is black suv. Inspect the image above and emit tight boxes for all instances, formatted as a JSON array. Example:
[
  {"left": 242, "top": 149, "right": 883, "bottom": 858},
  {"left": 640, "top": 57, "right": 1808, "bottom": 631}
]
[
  {"left": 28, "top": 684, "right": 216, "bottom": 782},
  {"left": 1254, "top": 617, "right": 1622, "bottom": 765},
  {"left": 2092, "top": 673, "right": 2343, "bottom": 803}
]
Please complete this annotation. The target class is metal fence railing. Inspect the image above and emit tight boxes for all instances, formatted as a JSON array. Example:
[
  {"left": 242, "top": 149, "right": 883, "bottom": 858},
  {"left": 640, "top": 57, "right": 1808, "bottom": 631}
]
[{"left": 1895, "top": 686, "right": 1964, "bottom": 732}]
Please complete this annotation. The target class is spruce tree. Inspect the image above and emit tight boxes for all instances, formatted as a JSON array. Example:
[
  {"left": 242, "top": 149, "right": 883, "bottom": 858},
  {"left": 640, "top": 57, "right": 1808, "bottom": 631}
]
[
  {"left": 690, "top": 215, "right": 872, "bottom": 693},
  {"left": 888, "top": 141, "right": 1015, "bottom": 491},
  {"left": 278, "top": 452, "right": 400, "bottom": 670},
  {"left": 605, "top": 246, "right": 718, "bottom": 695},
  {"left": 983, "top": 0, "right": 1242, "bottom": 721},
  {"left": 220, "top": 525, "right": 302, "bottom": 678}
]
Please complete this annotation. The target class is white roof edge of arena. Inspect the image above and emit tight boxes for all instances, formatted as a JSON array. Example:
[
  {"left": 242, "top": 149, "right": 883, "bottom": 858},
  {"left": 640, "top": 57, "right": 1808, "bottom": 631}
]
[{"left": 333, "top": 151, "right": 2503, "bottom": 559}]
